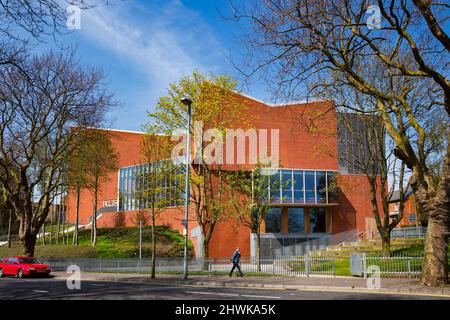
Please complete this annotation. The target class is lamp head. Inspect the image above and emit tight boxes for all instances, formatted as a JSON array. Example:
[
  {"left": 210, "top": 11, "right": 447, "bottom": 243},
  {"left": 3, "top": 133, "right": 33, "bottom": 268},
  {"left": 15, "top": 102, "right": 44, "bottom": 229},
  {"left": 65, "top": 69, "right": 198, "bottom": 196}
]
[{"left": 180, "top": 97, "right": 192, "bottom": 106}]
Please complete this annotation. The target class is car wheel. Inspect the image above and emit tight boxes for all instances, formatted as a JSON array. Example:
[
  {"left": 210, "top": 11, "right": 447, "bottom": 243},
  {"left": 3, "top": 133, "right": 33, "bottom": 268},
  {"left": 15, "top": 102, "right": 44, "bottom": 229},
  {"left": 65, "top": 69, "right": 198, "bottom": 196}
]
[
  {"left": 17, "top": 269, "right": 24, "bottom": 279},
  {"left": 0, "top": 268, "right": 3, "bottom": 278}
]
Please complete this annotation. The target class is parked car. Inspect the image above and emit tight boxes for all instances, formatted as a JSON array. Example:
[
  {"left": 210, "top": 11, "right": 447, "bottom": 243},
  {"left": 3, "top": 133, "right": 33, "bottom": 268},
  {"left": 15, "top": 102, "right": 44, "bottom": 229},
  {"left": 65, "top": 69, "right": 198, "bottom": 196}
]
[{"left": 0, "top": 256, "right": 51, "bottom": 278}]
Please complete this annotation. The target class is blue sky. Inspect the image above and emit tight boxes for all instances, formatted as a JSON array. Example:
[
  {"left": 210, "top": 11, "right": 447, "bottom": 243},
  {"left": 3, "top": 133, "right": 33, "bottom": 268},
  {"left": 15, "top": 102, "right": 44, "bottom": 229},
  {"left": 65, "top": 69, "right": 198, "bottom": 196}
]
[{"left": 45, "top": 0, "right": 271, "bottom": 131}]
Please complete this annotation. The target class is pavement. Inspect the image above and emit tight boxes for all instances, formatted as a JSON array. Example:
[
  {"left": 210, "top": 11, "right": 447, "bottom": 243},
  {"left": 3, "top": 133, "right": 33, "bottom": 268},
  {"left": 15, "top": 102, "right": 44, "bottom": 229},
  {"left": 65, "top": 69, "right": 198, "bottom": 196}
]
[
  {"left": 50, "top": 271, "right": 450, "bottom": 298},
  {"left": 1, "top": 276, "right": 449, "bottom": 300}
]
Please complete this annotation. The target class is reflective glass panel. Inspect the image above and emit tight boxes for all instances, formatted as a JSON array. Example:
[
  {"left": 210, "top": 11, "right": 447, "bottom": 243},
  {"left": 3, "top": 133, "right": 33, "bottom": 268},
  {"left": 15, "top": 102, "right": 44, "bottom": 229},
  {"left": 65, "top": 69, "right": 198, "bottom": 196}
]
[
  {"left": 310, "top": 207, "right": 327, "bottom": 233},
  {"left": 305, "top": 171, "right": 315, "bottom": 203},
  {"left": 281, "top": 170, "right": 293, "bottom": 203},
  {"left": 327, "top": 171, "right": 338, "bottom": 203},
  {"left": 316, "top": 171, "right": 326, "bottom": 203},
  {"left": 288, "top": 208, "right": 305, "bottom": 233},
  {"left": 293, "top": 170, "right": 304, "bottom": 203},
  {"left": 265, "top": 207, "right": 282, "bottom": 233},
  {"left": 269, "top": 170, "right": 280, "bottom": 203}
]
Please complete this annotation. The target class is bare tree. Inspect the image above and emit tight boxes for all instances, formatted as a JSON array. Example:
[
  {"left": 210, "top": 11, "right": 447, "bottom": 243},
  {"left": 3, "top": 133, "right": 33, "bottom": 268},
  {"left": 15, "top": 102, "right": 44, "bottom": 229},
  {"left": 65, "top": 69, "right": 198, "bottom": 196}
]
[
  {"left": 231, "top": 0, "right": 449, "bottom": 286},
  {"left": 139, "top": 132, "right": 182, "bottom": 279},
  {"left": 0, "top": 0, "right": 111, "bottom": 40},
  {"left": 337, "top": 110, "right": 408, "bottom": 255},
  {"left": 84, "top": 130, "right": 118, "bottom": 246},
  {"left": 0, "top": 49, "right": 113, "bottom": 256},
  {"left": 65, "top": 130, "right": 106, "bottom": 245}
]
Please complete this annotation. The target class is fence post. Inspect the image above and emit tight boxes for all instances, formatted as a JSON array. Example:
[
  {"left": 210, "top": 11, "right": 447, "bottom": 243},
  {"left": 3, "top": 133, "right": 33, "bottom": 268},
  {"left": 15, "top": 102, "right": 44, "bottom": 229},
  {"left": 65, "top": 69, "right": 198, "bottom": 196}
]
[
  {"left": 305, "top": 254, "right": 310, "bottom": 278},
  {"left": 363, "top": 253, "right": 367, "bottom": 279},
  {"left": 407, "top": 257, "right": 411, "bottom": 278},
  {"left": 272, "top": 257, "right": 275, "bottom": 277},
  {"left": 332, "top": 256, "right": 336, "bottom": 277}
]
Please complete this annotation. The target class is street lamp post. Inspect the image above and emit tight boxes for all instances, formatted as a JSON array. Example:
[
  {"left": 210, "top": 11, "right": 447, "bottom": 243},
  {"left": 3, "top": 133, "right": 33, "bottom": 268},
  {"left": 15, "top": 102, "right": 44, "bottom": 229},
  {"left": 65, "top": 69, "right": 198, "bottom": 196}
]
[{"left": 181, "top": 97, "right": 192, "bottom": 280}]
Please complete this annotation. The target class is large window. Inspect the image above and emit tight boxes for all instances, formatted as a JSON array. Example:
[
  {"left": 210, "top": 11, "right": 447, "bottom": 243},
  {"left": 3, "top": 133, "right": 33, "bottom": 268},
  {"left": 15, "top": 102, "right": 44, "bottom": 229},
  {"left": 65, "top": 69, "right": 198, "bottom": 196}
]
[
  {"left": 118, "top": 161, "right": 184, "bottom": 212},
  {"left": 310, "top": 207, "right": 327, "bottom": 233},
  {"left": 281, "top": 170, "right": 293, "bottom": 203},
  {"left": 316, "top": 171, "right": 326, "bottom": 203},
  {"left": 288, "top": 208, "right": 305, "bottom": 233},
  {"left": 327, "top": 171, "right": 338, "bottom": 202},
  {"left": 265, "top": 207, "right": 282, "bottom": 233},
  {"left": 305, "top": 171, "right": 315, "bottom": 203},
  {"left": 293, "top": 170, "right": 304, "bottom": 203},
  {"left": 270, "top": 169, "right": 281, "bottom": 203},
  {"left": 259, "top": 169, "right": 338, "bottom": 205}
]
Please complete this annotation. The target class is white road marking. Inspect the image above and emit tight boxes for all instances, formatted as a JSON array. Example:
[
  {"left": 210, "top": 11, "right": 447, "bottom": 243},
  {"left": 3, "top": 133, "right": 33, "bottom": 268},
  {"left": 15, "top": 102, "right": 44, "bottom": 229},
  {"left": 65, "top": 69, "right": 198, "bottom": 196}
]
[
  {"left": 241, "top": 294, "right": 281, "bottom": 299},
  {"left": 32, "top": 290, "right": 49, "bottom": 293},
  {"left": 186, "top": 291, "right": 239, "bottom": 297},
  {"left": 186, "top": 291, "right": 281, "bottom": 299}
]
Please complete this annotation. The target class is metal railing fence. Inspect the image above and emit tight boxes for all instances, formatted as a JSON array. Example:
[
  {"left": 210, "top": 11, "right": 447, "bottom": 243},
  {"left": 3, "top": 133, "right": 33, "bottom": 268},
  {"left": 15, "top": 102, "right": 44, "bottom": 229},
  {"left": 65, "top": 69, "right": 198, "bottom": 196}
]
[
  {"left": 42, "top": 254, "right": 336, "bottom": 277},
  {"left": 391, "top": 226, "right": 426, "bottom": 239},
  {"left": 350, "top": 252, "right": 424, "bottom": 278}
]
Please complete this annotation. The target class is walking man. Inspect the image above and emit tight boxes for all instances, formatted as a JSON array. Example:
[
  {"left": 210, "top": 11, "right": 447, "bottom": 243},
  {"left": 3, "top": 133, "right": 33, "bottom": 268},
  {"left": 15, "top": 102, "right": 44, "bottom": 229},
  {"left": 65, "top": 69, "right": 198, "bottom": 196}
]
[{"left": 229, "top": 246, "right": 243, "bottom": 277}]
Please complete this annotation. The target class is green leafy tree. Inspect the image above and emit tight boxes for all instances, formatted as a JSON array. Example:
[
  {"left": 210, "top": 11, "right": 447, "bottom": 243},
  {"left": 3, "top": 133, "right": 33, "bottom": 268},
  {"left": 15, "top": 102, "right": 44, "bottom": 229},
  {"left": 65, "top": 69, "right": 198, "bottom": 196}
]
[
  {"left": 138, "top": 132, "right": 183, "bottom": 278},
  {"left": 147, "top": 71, "right": 248, "bottom": 260},
  {"left": 225, "top": 164, "right": 280, "bottom": 271}
]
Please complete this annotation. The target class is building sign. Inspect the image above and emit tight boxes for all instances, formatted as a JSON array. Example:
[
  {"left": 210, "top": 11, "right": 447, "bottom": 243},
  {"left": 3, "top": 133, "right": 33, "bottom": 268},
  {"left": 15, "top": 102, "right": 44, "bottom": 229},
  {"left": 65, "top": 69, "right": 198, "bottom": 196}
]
[{"left": 103, "top": 200, "right": 118, "bottom": 208}]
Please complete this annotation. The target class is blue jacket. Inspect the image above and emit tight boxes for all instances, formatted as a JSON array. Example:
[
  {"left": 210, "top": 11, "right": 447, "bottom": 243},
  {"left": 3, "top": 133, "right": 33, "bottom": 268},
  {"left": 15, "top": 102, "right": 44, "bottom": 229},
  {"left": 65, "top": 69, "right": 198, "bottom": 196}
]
[{"left": 231, "top": 250, "right": 240, "bottom": 263}]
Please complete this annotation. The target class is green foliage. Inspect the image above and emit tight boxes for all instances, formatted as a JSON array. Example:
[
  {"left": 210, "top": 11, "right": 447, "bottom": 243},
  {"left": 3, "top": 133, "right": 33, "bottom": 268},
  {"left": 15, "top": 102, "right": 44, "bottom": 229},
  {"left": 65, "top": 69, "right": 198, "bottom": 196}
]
[
  {"left": 225, "top": 164, "right": 281, "bottom": 232},
  {"left": 0, "top": 226, "right": 193, "bottom": 258}
]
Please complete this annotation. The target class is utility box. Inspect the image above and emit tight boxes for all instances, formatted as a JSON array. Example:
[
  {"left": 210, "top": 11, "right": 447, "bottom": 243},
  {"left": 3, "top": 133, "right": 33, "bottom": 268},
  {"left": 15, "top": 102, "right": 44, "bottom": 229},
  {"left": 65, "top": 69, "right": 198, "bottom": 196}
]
[{"left": 350, "top": 253, "right": 363, "bottom": 276}]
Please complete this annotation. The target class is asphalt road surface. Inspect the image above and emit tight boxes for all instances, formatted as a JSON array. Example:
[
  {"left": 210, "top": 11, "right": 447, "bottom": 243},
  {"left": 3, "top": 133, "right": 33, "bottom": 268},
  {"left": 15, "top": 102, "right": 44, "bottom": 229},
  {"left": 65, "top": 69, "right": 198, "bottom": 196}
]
[{"left": 0, "top": 277, "right": 448, "bottom": 300}]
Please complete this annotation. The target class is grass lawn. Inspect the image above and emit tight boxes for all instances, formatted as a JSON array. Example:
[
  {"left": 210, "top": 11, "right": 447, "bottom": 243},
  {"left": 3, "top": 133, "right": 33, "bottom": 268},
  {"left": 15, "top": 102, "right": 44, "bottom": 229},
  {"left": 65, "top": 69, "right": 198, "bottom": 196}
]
[
  {"left": 0, "top": 226, "right": 194, "bottom": 259},
  {"left": 330, "top": 245, "right": 450, "bottom": 277}
]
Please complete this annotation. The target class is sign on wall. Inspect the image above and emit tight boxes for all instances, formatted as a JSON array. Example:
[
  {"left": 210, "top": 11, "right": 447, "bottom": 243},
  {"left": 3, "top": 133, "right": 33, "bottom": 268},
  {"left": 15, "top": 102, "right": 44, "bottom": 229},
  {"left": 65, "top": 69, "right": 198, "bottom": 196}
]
[{"left": 103, "top": 200, "right": 118, "bottom": 208}]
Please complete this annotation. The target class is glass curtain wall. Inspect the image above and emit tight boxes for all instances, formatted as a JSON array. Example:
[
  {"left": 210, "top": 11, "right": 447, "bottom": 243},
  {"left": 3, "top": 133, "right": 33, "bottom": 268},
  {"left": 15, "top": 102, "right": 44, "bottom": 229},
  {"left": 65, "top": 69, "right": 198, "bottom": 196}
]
[
  {"left": 118, "top": 161, "right": 185, "bottom": 212},
  {"left": 259, "top": 169, "right": 338, "bottom": 205}
]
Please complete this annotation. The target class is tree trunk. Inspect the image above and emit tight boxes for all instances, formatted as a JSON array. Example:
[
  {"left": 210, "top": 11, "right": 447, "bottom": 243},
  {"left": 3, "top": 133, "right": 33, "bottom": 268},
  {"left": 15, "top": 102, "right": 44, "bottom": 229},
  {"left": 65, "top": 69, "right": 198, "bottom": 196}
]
[
  {"left": 92, "top": 184, "right": 98, "bottom": 246},
  {"left": 151, "top": 213, "right": 156, "bottom": 279},
  {"left": 62, "top": 213, "right": 66, "bottom": 245},
  {"left": 7, "top": 209, "right": 12, "bottom": 248},
  {"left": 381, "top": 233, "right": 391, "bottom": 257},
  {"left": 42, "top": 222, "right": 46, "bottom": 246},
  {"left": 74, "top": 188, "right": 80, "bottom": 245},
  {"left": 417, "top": 145, "right": 449, "bottom": 286},
  {"left": 56, "top": 205, "right": 60, "bottom": 245},
  {"left": 421, "top": 215, "right": 449, "bottom": 286},
  {"left": 256, "top": 228, "right": 261, "bottom": 272},
  {"left": 49, "top": 205, "right": 53, "bottom": 244},
  {"left": 202, "top": 241, "right": 209, "bottom": 271},
  {"left": 19, "top": 217, "right": 37, "bottom": 256}
]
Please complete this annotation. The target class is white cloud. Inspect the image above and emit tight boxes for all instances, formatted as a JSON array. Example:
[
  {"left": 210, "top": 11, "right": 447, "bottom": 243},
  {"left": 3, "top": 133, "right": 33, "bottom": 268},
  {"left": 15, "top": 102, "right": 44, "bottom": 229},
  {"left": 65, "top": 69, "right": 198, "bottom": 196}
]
[{"left": 79, "top": 0, "right": 222, "bottom": 86}]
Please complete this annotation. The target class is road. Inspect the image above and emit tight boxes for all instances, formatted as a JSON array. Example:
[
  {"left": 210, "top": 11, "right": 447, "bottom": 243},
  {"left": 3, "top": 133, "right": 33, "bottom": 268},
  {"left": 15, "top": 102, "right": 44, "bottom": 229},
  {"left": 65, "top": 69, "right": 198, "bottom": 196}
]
[{"left": 0, "top": 277, "right": 448, "bottom": 300}]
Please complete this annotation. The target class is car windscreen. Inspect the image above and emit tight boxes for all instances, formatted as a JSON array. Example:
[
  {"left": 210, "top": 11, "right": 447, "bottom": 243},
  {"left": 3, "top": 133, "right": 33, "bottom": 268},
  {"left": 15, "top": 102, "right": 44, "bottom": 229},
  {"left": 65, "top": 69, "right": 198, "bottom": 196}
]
[{"left": 19, "top": 258, "right": 41, "bottom": 264}]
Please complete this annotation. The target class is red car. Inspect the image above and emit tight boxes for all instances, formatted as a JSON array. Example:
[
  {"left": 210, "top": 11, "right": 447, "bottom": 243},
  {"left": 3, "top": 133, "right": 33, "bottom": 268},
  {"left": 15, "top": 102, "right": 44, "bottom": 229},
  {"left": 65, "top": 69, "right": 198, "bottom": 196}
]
[{"left": 0, "top": 256, "right": 51, "bottom": 278}]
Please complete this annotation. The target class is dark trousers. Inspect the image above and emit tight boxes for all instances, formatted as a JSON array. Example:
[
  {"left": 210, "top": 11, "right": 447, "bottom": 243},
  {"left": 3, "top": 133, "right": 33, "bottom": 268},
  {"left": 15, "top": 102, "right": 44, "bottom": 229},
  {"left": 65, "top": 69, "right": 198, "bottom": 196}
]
[{"left": 229, "top": 262, "right": 243, "bottom": 277}]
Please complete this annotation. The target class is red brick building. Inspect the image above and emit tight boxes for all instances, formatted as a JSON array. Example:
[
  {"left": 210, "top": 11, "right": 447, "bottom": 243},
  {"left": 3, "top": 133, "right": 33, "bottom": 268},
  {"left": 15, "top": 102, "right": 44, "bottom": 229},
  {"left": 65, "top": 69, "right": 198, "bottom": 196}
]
[
  {"left": 66, "top": 93, "right": 381, "bottom": 258},
  {"left": 388, "top": 186, "right": 419, "bottom": 227}
]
